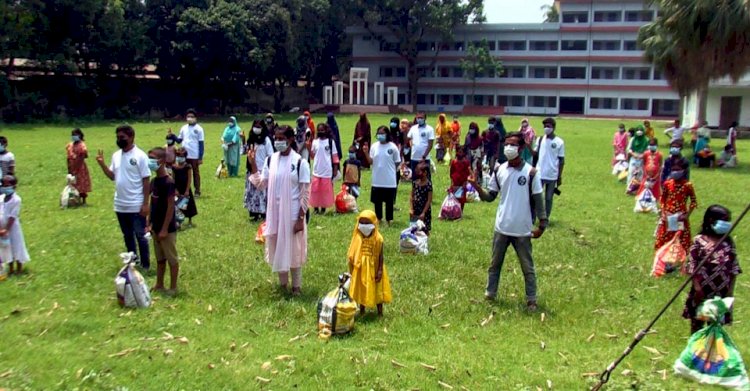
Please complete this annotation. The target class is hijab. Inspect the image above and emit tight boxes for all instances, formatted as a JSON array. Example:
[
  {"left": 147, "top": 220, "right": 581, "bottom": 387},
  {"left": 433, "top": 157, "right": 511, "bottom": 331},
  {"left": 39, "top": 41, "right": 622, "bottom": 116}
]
[{"left": 347, "top": 210, "right": 383, "bottom": 270}]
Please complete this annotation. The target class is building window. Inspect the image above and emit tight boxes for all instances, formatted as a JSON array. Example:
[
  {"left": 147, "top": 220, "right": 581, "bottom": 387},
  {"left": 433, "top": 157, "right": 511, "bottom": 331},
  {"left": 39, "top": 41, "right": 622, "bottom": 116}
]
[
  {"left": 530, "top": 40, "right": 558, "bottom": 51},
  {"left": 417, "top": 94, "right": 435, "bottom": 105},
  {"left": 363, "top": 35, "right": 372, "bottom": 41},
  {"left": 560, "top": 66, "right": 586, "bottom": 79},
  {"left": 452, "top": 67, "right": 463, "bottom": 78},
  {"left": 439, "top": 94, "right": 450, "bottom": 105},
  {"left": 590, "top": 97, "right": 617, "bottom": 109},
  {"left": 594, "top": 11, "right": 621, "bottom": 22},
  {"left": 623, "top": 67, "right": 651, "bottom": 80},
  {"left": 561, "top": 40, "right": 587, "bottom": 51},
  {"left": 497, "top": 95, "right": 526, "bottom": 107},
  {"left": 417, "top": 67, "right": 433, "bottom": 78},
  {"left": 591, "top": 67, "right": 619, "bottom": 79},
  {"left": 625, "top": 10, "right": 653, "bottom": 22},
  {"left": 621, "top": 98, "right": 650, "bottom": 110},
  {"left": 471, "top": 40, "right": 496, "bottom": 51},
  {"left": 380, "top": 41, "right": 400, "bottom": 52},
  {"left": 623, "top": 40, "right": 639, "bottom": 51},
  {"left": 396, "top": 67, "right": 406, "bottom": 78},
  {"left": 531, "top": 66, "right": 558, "bottom": 79},
  {"left": 653, "top": 69, "right": 663, "bottom": 80},
  {"left": 452, "top": 95, "right": 464, "bottom": 105},
  {"left": 499, "top": 66, "right": 526, "bottom": 78},
  {"left": 438, "top": 67, "right": 451, "bottom": 78},
  {"left": 562, "top": 12, "right": 589, "bottom": 23},
  {"left": 592, "top": 40, "right": 621, "bottom": 51},
  {"left": 454, "top": 42, "right": 464, "bottom": 51},
  {"left": 379, "top": 67, "right": 393, "bottom": 78},
  {"left": 498, "top": 40, "right": 527, "bottom": 51},
  {"left": 417, "top": 41, "right": 433, "bottom": 51},
  {"left": 529, "top": 96, "right": 557, "bottom": 108}
]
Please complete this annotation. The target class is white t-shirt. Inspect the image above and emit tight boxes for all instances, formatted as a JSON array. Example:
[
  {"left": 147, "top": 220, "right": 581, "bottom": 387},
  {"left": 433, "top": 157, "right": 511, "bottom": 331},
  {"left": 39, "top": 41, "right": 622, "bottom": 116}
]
[
  {"left": 0, "top": 152, "right": 15, "bottom": 177},
  {"left": 109, "top": 146, "right": 151, "bottom": 213},
  {"left": 536, "top": 135, "right": 565, "bottom": 181},
  {"left": 251, "top": 137, "right": 275, "bottom": 170},
  {"left": 311, "top": 138, "right": 338, "bottom": 178},
  {"left": 179, "top": 124, "right": 205, "bottom": 159},
  {"left": 727, "top": 127, "right": 737, "bottom": 145},
  {"left": 407, "top": 124, "right": 435, "bottom": 161},
  {"left": 488, "top": 162, "right": 543, "bottom": 237},
  {"left": 370, "top": 141, "right": 401, "bottom": 188},
  {"left": 262, "top": 152, "right": 311, "bottom": 221},
  {"left": 665, "top": 126, "right": 685, "bottom": 142}
]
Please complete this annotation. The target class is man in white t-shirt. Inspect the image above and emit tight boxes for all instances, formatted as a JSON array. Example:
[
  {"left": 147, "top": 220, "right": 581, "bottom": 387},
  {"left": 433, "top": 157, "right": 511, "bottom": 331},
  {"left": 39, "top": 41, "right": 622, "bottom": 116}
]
[
  {"left": 406, "top": 112, "right": 435, "bottom": 180},
  {"left": 469, "top": 132, "right": 547, "bottom": 312},
  {"left": 363, "top": 128, "right": 402, "bottom": 224},
  {"left": 0, "top": 136, "right": 16, "bottom": 177},
  {"left": 96, "top": 125, "right": 152, "bottom": 270},
  {"left": 664, "top": 119, "right": 685, "bottom": 143},
  {"left": 533, "top": 117, "right": 565, "bottom": 221},
  {"left": 177, "top": 109, "right": 205, "bottom": 196}
]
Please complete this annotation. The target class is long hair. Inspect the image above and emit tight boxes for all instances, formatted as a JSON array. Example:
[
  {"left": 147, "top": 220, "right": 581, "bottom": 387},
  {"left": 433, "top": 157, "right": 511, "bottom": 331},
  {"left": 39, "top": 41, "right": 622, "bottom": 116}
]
[
  {"left": 700, "top": 204, "right": 733, "bottom": 245},
  {"left": 376, "top": 125, "right": 391, "bottom": 143},
  {"left": 247, "top": 119, "right": 269, "bottom": 145}
]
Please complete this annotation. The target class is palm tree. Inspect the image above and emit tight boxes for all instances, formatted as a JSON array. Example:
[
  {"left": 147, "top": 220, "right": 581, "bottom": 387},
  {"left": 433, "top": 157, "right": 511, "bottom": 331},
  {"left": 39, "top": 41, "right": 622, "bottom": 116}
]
[
  {"left": 638, "top": 0, "right": 750, "bottom": 122},
  {"left": 540, "top": 3, "right": 559, "bottom": 23}
]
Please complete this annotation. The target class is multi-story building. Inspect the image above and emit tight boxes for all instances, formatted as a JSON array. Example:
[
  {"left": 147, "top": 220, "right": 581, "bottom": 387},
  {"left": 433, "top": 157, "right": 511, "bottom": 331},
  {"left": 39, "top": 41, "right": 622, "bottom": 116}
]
[{"left": 347, "top": 0, "right": 682, "bottom": 119}]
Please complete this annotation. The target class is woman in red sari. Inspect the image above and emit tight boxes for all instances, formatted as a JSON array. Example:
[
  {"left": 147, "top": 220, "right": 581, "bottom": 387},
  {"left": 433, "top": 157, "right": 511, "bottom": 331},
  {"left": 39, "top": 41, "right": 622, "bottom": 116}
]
[
  {"left": 353, "top": 113, "right": 372, "bottom": 169},
  {"left": 66, "top": 128, "right": 92, "bottom": 204},
  {"left": 638, "top": 138, "right": 663, "bottom": 200},
  {"left": 654, "top": 160, "right": 697, "bottom": 252}
]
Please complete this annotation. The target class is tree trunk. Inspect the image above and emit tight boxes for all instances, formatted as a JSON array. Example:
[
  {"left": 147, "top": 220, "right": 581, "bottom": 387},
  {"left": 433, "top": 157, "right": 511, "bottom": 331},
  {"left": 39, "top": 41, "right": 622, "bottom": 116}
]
[
  {"left": 696, "top": 82, "right": 708, "bottom": 124},
  {"left": 273, "top": 78, "right": 286, "bottom": 113},
  {"left": 6, "top": 57, "right": 14, "bottom": 80},
  {"left": 407, "top": 58, "right": 418, "bottom": 113}
]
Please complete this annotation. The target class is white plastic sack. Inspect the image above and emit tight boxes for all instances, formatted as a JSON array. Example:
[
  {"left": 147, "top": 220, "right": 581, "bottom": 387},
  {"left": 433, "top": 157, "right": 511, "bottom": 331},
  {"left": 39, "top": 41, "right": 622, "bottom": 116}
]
[
  {"left": 60, "top": 174, "right": 81, "bottom": 209},
  {"left": 115, "top": 252, "right": 151, "bottom": 308},
  {"left": 399, "top": 220, "right": 429, "bottom": 255},
  {"left": 634, "top": 187, "right": 658, "bottom": 213}
]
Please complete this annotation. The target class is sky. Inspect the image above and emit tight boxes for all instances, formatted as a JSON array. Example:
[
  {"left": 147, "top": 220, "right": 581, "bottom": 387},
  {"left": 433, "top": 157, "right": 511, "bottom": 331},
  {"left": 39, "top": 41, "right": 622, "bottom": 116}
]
[{"left": 484, "top": 0, "right": 551, "bottom": 24}]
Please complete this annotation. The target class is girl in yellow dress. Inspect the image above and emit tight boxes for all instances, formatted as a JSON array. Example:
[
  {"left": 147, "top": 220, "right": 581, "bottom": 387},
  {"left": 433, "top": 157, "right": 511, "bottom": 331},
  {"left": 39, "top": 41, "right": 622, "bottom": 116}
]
[{"left": 347, "top": 210, "right": 392, "bottom": 316}]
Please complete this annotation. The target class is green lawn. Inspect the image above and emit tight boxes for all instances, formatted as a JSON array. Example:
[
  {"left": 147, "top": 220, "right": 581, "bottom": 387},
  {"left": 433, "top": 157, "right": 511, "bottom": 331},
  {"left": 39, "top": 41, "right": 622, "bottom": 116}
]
[{"left": 0, "top": 114, "right": 748, "bottom": 390}]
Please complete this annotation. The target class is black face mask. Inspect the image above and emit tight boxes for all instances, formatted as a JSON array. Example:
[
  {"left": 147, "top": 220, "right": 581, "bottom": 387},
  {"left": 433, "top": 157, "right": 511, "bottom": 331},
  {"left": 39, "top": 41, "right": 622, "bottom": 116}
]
[{"left": 116, "top": 139, "right": 128, "bottom": 149}]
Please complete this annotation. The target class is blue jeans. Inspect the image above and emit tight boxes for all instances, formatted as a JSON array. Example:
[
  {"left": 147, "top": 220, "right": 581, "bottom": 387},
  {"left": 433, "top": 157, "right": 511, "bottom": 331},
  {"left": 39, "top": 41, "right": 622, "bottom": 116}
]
[
  {"left": 486, "top": 232, "right": 537, "bottom": 301},
  {"left": 116, "top": 212, "right": 150, "bottom": 269}
]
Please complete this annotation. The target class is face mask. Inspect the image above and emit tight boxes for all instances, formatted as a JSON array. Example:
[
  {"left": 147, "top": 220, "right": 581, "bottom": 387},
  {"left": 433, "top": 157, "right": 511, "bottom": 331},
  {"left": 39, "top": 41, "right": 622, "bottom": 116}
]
[
  {"left": 358, "top": 223, "right": 376, "bottom": 237},
  {"left": 176, "top": 157, "right": 186, "bottom": 164},
  {"left": 488, "top": 123, "right": 495, "bottom": 130},
  {"left": 187, "top": 117, "right": 197, "bottom": 125},
  {"left": 403, "top": 147, "right": 411, "bottom": 154},
  {"left": 504, "top": 145, "right": 519, "bottom": 160},
  {"left": 417, "top": 118, "right": 425, "bottom": 126},
  {"left": 670, "top": 147, "right": 681, "bottom": 155},
  {"left": 390, "top": 122, "right": 398, "bottom": 129},
  {"left": 265, "top": 118, "right": 273, "bottom": 124},
  {"left": 619, "top": 128, "right": 625, "bottom": 133},
  {"left": 116, "top": 139, "right": 128, "bottom": 149},
  {"left": 348, "top": 153, "right": 356, "bottom": 159},
  {"left": 148, "top": 158, "right": 160, "bottom": 172},
  {"left": 670, "top": 170, "right": 685, "bottom": 181},
  {"left": 377, "top": 134, "right": 387, "bottom": 143},
  {"left": 228, "top": 122, "right": 235, "bottom": 128},
  {"left": 470, "top": 128, "right": 477, "bottom": 134},
  {"left": 166, "top": 139, "right": 175, "bottom": 146},
  {"left": 252, "top": 127, "right": 262, "bottom": 135},
  {"left": 72, "top": 135, "right": 81, "bottom": 142},
  {"left": 274, "top": 140, "right": 288, "bottom": 152},
  {"left": 544, "top": 127, "right": 553, "bottom": 135},
  {"left": 636, "top": 131, "right": 644, "bottom": 137},
  {"left": 712, "top": 220, "right": 732, "bottom": 235},
  {"left": 648, "top": 145, "right": 657, "bottom": 152},
  {"left": 0, "top": 186, "right": 13, "bottom": 195},
  {"left": 0, "top": 145, "right": 5, "bottom": 153},
  {"left": 304, "top": 115, "right": 309, "bottom": 121}
]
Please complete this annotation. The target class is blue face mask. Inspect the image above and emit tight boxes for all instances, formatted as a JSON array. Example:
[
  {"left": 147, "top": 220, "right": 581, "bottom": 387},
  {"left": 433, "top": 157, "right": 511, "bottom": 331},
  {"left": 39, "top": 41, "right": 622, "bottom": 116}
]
[
  {"left": 0, "top": 186, "right": 13, "bottom": 195},
  {"left": 670, "top": 170, "right": 685, "bottom": 181},
  {"left": 148, "top": 158, "right": 160, "bottom": 171},
  {"left": 390, "top": 122, "right": 398, "bottom": 129},
  {"left": 377, "top": 134, "right": 387, "bottom": 143},
  {"left": 72, "top": 135, "right": 81, "bottom": 142},
  {"left": 670, "top": 147, "right": 681, "bottom": 156},
  {"left": 488, "top": 123, "right": 495, "bottom": 130},
  {"left": 0, "top": 145, "right": 6, "bottom": 153},
  {"left": 348, "top": 152, "right": 356, "bottom": 159},
  {"left": 712, "top": 220, "right": 732, "bottom": 235},
  {"left": 417, "top": 118, "right": 425, "bottom": 126},
  {"left": 648, "top": 145, "right": 657, "bottom": 152}
]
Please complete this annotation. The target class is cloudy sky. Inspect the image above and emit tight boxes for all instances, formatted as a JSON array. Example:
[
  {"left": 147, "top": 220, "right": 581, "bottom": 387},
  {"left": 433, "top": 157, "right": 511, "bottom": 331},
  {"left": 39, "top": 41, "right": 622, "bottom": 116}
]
[{"left": 484, "top": 0, "right": 551, "bottom": 23}]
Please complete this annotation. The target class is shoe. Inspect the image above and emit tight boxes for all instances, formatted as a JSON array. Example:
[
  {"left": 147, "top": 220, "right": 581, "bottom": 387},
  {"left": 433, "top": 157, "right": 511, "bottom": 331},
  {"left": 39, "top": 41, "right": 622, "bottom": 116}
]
[
  {"left": 484, "top": 293, "right": 496, "bottom": 301},
  {"left": 526, "top": 301, "right": 538, "bottom": 312}
]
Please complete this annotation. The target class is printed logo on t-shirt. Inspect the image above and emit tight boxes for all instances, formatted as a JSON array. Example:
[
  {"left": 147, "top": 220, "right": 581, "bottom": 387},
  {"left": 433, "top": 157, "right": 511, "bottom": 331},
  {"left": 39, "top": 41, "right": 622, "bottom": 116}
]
[
  {"left": 193, "top": 128, "right": 199, "bottom": 134},
  {"left": 129, "top": 158, "right": 137, "bottom": 166},
  {"left": 325, "top": 146, "right": 330, "bottom": 152},
  {"left": 387, "top": 148, "right": 394, "bottom": 155},
  {"left": 551, "top": 143, "right": 558, "bottom": 149},
  {"left": 517, "top": 176, "right": 527, "bottom": 186},
  {"left": 420, "top": 132, "right": 426, "bottom": 138}
]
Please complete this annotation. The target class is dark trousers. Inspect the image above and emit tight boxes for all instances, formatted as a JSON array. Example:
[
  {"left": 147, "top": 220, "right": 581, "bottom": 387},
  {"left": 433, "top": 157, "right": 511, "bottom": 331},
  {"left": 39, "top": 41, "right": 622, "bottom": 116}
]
[
  {"left": 187, "top": 158, "right": 201, "bottom": 194},
  {"left": 116, "top": 212, "right": 150, "bottom": 269},
  {"left": 371, "top": 187, "right": 397, "bottom": 222}
]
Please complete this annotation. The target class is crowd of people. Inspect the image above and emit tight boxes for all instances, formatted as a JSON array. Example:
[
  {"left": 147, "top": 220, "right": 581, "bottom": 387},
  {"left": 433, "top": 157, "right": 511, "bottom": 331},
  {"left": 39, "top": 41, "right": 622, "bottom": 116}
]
[{"left": 612, "top": 117, "right": 741, "bottom": 333}]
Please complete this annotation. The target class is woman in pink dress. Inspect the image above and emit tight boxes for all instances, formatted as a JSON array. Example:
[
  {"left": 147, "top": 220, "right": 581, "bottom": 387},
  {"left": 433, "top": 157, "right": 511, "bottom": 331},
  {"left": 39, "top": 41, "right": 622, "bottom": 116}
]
[
  {"left": 638, "top": 138, "right": 663, "bottom": 200},
  {"left": 66, "top": 128, "right": 92, "bottom": 204},
  {"left": 612, "top": 124, "right": 629, "bottom": 166}
]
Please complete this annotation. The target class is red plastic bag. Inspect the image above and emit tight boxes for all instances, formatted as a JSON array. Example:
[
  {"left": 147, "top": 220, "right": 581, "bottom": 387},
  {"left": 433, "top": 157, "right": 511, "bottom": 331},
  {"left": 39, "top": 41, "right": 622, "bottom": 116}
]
[
  {"left": 255, "top": 221, "right": 266, "bottom": 244},
  {"left": 439, "top": 191, "right": 462, "bottom": 220},
  {"left": 335, "top": 185, "right": 358, "bottom": 214},
  {"left": 651, "top": 231, "right": 687, "bottom": 277}
]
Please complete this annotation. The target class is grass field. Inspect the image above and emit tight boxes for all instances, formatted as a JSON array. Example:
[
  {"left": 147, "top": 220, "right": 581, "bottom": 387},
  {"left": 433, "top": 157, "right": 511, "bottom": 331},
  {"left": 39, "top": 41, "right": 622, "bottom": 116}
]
[{"left": 0, "top": 114, "right": 748, "bottom": 390}]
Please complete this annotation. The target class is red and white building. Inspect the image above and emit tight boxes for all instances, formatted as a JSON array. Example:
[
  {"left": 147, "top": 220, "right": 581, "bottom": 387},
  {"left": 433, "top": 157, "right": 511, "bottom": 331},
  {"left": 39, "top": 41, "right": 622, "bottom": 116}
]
[{"left": 347, "top": 0, "right": 682, "bottom": 118}]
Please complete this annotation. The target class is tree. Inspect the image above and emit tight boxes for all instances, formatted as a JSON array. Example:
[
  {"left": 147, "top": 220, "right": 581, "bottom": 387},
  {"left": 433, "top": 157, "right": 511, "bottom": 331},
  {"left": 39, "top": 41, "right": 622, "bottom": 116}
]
[
  {"left": 352, "top": 0, "right": 484, "bottom": 111},
  {"left": 638, "top": 0, "right": 750, "bottom": 123},
  {"left": 460, "top": 39, "right": 503, "bottom": 103},
  {"left": 541, "top": 2, "right": 559, "bottom": 23}
]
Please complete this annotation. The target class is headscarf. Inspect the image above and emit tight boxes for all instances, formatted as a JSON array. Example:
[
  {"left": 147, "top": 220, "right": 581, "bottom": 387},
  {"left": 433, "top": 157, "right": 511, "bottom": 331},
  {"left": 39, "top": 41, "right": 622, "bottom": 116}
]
[
  {"left": 354, "top": 113, "right": 371, "bottom": 142},
  {"left": 347, "top": 210, "right": 383, "bottom": 270},
  {"left": 327, "top": 112, "right": 342, "bottom": 159},
  {"left": 518, "top": 118, "right": 535, "bottom": 145},
  {"left": 304, "top": 111, "right": 315, "bottom": 138},
  {"left": 630, "top": 126, "right": 649, "bottom": 154},
  {"left": 436, "top": 113, "right": 451, "bottom": 139},
  {"left": 389, "top": 116, "right": 401, "bottom": 145},
  {"left": 222, "top": 116, "right": 241, "bottom": 143},
  {"left": 265, "top": 113, "right": 276, "bottom": 129}
]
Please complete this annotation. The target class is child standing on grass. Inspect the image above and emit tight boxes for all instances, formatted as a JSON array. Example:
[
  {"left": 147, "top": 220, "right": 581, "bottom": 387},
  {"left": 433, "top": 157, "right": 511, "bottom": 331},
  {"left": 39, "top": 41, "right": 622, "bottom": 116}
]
[
  {"left": 683, "top": 205, "right": 741, "bottom": 333},
  {"left": 147, "top": 148, "right": 180, "bottom": 296},
  {"left": 309, "top": 124, "right": 339, "bottom": 215},
  {"left": 0, "top": 175, "right": 29, "bottom": 275},
  {"left": 655, "top": 159, "right": 697, "bottom": 257},
  {"left": 449, "top": 145, "right": 471, "bottom": 209},
  {"left": 410, "top": 161, "right": 433, "bottom": 235},
  {"left": 171, "top": 148, "right": 198, "bottom": 227},
  {"left": 0, "top": 137, "right": 15, "bottom": 177},
  {"left": 347, "top": 210, "right": 391, "bottom": 316},
  {"left": 343, "top": 145, "right": 362, "bottom": 198}
]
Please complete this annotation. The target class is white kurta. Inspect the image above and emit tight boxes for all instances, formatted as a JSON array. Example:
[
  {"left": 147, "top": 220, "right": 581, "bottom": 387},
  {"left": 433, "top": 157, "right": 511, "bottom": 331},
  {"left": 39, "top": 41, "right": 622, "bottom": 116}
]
[{"left": 1, "top": 193, "right": 30, "bottom": 263}]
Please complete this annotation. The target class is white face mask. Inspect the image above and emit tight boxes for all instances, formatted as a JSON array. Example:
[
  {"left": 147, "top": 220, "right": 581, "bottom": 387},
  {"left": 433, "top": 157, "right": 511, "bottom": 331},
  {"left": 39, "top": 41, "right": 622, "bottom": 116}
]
[
  {"left": 358, "top": 223, "right": 375, "bottom": 237},
  {"left": 544, "top": 127, "right": 553, "bottom": 135},
  {"left": 252, "top": 127, "right": 262, "bottom": 135},
  {"left": 274, "top": 140, "right": 288, "bottom": 152},
  {"left": 504, "top": 145, "right": 519, "bottom": 160}
]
